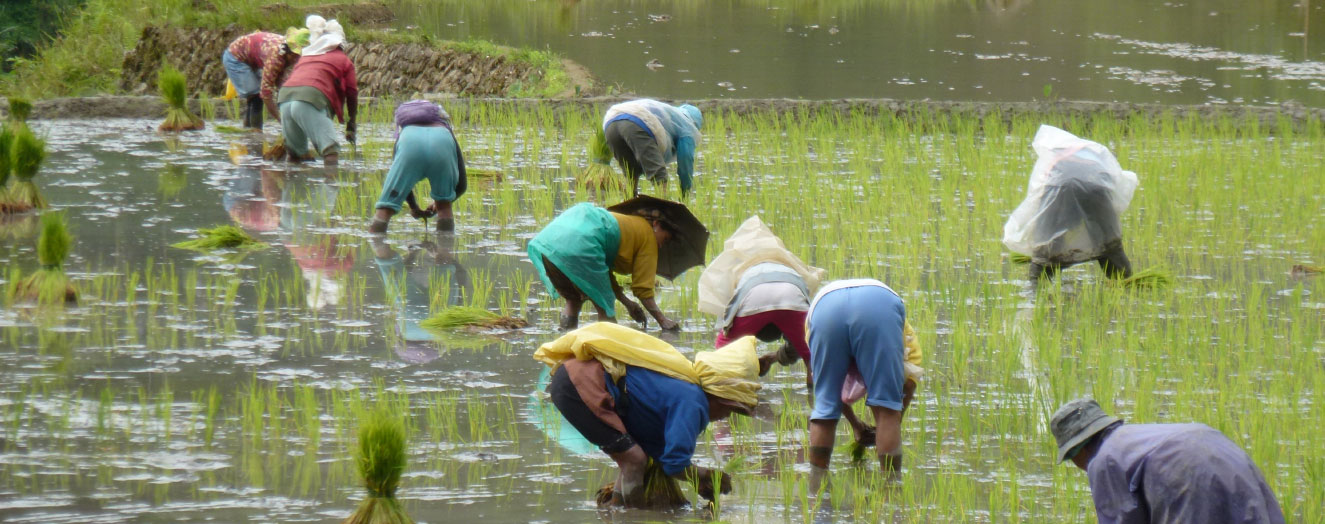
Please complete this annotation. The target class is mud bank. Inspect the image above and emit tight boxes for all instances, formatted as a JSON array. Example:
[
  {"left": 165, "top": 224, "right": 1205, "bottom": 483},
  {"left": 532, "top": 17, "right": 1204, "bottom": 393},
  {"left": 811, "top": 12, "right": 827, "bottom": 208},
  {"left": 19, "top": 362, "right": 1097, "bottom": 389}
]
[
  {"left": 118, "top": 25, "right": 594, "bottom": 98},
  {"left": 8, "top": 96, "right": 1322, "bottom": 129}
]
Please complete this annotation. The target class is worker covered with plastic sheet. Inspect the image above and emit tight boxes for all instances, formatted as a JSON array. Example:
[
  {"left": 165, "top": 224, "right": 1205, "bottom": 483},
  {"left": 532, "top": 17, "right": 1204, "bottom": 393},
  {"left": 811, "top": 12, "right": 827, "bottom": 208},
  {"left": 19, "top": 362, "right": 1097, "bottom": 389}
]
[
  {"left": 602, "top": 99, "right": 703, "bottom": 196},
  {"left": 535, "top": 323, "right": 760, "bottom": 508},
  {"left": 1003, "top": 125, "right": 1137, "bottom": 282}
]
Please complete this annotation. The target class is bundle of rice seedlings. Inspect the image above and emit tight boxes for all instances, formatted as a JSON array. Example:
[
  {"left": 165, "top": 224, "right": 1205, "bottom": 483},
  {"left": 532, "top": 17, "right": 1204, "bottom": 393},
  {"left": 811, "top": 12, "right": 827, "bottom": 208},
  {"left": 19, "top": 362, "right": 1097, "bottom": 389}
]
[
  {"left": 8, "top": 97, "right": 32, "bottom": 125},
  {"left": 262, "top": 136, "right": 287, "bottom": 161},
  {"left": 594, "top": 459, "right": 688, "bottom": 510},
  {"left": 1115, "top": 266, "right": 1173, "bottom": 289},
  {"left": 419, "top": 306, "right": 528, "bottom": 331},
  {"left": 343, "top": 405, "right": 413, "bottom": 524},
  {"left": 172, "top": 225, "right": 266, "bottom": 252},
  {"left": 214, "top": 124, "right": 249, "bottom": 134},
  {"left": 7, "top": 126, "right": 47, "bottom": 210},
  {"left": 11, "top": 212, "right": 76, "bottom": 305},
  {"left": 578, "top": 127, "right": 625, "bottom": 191},
  {"left": 1290, "top": 264, "right": 1322, "bottom": 277},
  {"left": 1008, "top": 252, "right": 1032, "bottom": 264},
  {"left": 467, "top": 168, "right": 504, "bottom": 181},
  {"left": 158, "top": 65, "right": 204, "bottom": 132}
]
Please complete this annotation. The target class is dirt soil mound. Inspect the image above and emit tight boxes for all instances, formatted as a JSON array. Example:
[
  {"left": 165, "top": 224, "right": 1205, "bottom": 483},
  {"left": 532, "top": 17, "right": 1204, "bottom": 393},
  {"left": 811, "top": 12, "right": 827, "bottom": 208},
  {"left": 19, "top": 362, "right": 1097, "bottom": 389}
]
[{"left": 119, "top": 25, "right": 592, "bottom": 98}]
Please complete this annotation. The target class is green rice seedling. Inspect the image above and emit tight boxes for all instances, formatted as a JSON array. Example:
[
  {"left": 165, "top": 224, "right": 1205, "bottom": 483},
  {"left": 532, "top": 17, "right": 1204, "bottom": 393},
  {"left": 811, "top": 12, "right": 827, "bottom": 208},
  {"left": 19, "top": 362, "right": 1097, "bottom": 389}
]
[
  {"left": 11, "top": 211, "right": 76, "bottom": 305},
  {"left": 172, "top": 225, "right": 266, "bottom": 252},
  {"left": 1008, "top": 252, "right": 1032, "bottom": 264},
  {"left": 343, "top": 404, "right": 413, "bottom": 524},
  {"left": 7, "top": 98, "right": 32, "bottom": 126},
  {"left": 0, "top": 125, "right": 13, "bottom": 198},
  {"left": 214, "top": 124, "right": 249, "bottom": 134},
  {"left": 578, "top": 126, "right": 625, "bottom": 192},
  {"left": 594, "top": 459, "right": 688, "bottom": 510},
  {"left": 1115, "top": 266, "right": 1173, "bottom": 289},
  {"left": 6, "top": 126, "right": 47, "bottom": 210},
  {"left": 419, "top": 305, "right": 527, "bottom": 331},
  {"left": 157, "top": 64, "right": 204, "bottom": 132}
]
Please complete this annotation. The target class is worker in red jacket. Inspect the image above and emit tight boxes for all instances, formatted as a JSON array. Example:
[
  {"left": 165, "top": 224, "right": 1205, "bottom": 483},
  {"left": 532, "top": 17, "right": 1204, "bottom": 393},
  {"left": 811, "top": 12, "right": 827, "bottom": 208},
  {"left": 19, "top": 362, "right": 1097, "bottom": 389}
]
[{"left": 276, "top": 16, "right": 358, "bottom": 166}]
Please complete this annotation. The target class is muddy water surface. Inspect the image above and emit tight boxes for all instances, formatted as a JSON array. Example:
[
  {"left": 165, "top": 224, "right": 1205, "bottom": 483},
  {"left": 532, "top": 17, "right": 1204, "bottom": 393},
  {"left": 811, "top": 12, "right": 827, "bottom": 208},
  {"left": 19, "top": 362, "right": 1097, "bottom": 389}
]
[{"left": 396, "top": 0, "right": 1325, "bottom": 105}]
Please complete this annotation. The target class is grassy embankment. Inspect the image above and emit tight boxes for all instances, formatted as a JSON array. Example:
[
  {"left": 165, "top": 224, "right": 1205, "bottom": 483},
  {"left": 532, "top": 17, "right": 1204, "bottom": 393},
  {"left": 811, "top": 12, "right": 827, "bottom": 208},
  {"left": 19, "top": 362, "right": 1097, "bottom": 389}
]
[{"left": 0, "top": 0, "right": 573, "bottom": 99}]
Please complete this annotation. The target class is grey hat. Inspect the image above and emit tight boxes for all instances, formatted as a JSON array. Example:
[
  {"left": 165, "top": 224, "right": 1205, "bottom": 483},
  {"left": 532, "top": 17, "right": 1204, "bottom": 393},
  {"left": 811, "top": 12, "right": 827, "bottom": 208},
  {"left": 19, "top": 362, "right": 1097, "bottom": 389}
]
[{"left": 1050, "top": 398, "right": 1121, "bottom": 463}]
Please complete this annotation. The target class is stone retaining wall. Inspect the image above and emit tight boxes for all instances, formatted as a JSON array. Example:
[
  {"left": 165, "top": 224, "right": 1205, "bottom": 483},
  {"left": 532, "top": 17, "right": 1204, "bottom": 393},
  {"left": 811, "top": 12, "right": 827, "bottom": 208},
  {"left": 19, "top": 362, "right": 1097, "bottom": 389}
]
[{"left": 118, "top": 26, "right": 588, "bottom": 98}]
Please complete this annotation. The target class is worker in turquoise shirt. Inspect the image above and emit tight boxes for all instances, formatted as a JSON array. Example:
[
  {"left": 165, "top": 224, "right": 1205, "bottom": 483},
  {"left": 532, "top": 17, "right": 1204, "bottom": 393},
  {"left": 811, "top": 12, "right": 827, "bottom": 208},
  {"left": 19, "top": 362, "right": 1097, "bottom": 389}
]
[
  {"left": 369, "top": 100, "right": 467, "bottom": 234},
  {"left": 602, "top": 99, "right": 702, "bottom": 197}
]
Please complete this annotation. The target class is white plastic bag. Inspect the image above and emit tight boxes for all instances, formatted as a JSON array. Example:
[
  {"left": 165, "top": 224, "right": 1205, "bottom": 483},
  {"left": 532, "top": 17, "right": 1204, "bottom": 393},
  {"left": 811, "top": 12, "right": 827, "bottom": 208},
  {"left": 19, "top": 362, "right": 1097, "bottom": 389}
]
[
  {"left": 1002, "top": 125, "right": 1138, "bottom": 264},
  {"left": 697, "top": 215, "right": 825, "bottom": 317}
]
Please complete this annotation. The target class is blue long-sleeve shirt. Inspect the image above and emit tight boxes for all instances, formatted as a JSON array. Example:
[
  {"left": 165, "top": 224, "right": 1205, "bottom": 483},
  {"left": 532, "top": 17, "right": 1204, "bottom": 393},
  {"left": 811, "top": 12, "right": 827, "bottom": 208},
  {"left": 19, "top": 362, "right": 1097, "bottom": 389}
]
[
  {"left": 603, "top": 99, "right": 701, "bottom": 194},
  {"left": 1086, "top": 423, "right": 1285, "bottom": 524},
  {"left": 604, "top": 366, "right": 710, "bottom": 476}
]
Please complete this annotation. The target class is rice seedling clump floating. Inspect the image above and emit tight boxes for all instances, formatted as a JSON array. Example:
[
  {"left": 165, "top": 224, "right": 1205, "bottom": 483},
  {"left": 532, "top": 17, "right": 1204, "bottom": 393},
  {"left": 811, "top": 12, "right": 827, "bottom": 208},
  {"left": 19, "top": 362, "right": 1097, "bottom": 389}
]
[
  {"left": 419, "top": 305, "right": 528, "bottom": 331},
  {"left": 343, "top": 405, "right": 413, "bottom": 524},
  {"left": 172, "top": 225, "right": 266, "bottom": 252},
  {"left": 11, "top": 211, "right": 76, "bottom": 305},
  {"left": 5, "top": 126, "right": 48, "bottom": 210},
  {"left": 157, "top": 64, "right": 204, "bottom": 132}
]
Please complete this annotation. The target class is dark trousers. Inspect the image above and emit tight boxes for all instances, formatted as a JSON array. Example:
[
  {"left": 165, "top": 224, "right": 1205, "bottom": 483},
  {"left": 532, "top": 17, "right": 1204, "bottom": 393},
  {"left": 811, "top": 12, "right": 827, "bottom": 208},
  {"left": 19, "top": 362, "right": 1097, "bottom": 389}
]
[
  {"left": 604, "top": 119, "right": 666, "bottom": 195},
  {"left": 547, "top": 365, "right": 635, "bottom": 454},
  {"left": 1030, "top": 241, "right": 1133, "bottom": 281}
]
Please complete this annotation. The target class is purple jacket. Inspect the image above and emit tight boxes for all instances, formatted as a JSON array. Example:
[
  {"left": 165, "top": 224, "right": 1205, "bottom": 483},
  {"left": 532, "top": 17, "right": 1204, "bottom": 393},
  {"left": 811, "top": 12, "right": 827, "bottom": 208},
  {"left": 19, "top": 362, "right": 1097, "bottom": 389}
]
[{"left": 1086, "top": 423, "right": 1285, "bottom": 524}]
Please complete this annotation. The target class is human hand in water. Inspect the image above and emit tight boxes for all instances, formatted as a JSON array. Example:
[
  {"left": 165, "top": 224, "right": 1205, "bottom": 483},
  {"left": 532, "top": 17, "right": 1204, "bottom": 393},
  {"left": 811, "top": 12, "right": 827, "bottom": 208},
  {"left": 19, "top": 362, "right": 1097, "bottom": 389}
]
[
  {"left": 624, "top": 301, "right": 648, "bottom": 325},
  {"left": 658, "top": 318, "right": 679, "bottom": 332},
  {"left": 692, "top": 467, "right": 733, "bottom": 501}
]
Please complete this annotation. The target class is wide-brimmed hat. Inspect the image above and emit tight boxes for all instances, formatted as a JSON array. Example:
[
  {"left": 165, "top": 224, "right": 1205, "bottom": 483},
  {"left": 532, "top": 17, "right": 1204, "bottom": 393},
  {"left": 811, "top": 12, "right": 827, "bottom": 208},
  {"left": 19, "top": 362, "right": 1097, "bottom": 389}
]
[{"left": 1050, "top": 398, "right": 1121, "bottom": 462}]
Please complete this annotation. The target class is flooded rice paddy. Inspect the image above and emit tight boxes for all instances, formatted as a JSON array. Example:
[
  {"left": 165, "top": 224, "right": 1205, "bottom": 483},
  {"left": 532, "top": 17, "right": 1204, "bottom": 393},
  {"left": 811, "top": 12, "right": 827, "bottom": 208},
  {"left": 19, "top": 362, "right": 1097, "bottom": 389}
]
[
  {"left": 397, "top": 0, "right": 1325, "bottom": 105},
  {"left": 0, "top": 104, "right": 1322, "bottom": 522}
]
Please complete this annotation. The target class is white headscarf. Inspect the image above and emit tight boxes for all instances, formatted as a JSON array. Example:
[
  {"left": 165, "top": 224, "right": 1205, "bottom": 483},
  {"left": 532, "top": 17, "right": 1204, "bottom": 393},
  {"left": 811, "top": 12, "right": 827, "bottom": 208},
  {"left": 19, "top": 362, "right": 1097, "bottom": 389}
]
[{"left": 301, "top": 15, "right": 347, "bottom": 56}]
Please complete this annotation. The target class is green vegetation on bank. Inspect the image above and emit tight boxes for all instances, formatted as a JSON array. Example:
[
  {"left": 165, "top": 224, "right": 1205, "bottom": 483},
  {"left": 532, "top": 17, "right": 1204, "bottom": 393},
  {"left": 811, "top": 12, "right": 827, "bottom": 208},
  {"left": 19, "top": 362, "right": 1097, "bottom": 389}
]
[
  {"left": 1, "top": 0, "right": 574, "bottom": 99},
  {"left": 0, "top": 0, "right": 84, "bottom": 73}
]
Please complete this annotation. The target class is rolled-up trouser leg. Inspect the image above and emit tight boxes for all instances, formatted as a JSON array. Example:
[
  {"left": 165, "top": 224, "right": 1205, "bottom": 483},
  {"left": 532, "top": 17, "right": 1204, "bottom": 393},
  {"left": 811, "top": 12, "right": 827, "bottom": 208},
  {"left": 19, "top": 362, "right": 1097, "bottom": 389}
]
[{"left": 547, "top": 366, "right": 635, "bottom": 453}]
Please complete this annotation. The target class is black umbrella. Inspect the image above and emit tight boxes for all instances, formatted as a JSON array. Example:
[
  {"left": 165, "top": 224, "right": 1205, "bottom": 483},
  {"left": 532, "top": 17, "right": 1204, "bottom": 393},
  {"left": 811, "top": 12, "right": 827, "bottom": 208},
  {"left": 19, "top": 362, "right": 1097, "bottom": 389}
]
[{"left": 608, "top": 194, "right": 710, "bottom": 280}]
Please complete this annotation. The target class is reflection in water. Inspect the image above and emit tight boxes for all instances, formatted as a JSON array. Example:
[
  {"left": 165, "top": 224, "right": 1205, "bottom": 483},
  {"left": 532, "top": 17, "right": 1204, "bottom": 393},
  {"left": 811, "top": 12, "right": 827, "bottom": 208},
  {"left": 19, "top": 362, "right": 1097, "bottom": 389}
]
[
  {"left": 224, "top": 166, "right": 355, "bottom": 309},
  {"left": 372, "top": 233, "right": 471, "bottom": 363},
  {"left": 398, "top": 0, "right": 1325, "bottom": 104}
]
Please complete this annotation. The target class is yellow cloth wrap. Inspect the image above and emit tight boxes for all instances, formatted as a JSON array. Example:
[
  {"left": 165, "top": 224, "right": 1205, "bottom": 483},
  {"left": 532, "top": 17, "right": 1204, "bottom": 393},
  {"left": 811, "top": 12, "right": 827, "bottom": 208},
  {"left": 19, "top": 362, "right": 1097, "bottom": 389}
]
[
  {"left": 222, "top": 79, "right": 238, "bottom": 101},
  {"left": 534, "top": 322, "right": 762, "bottom": 408},
  {"left": 902, "top": 320, "right": 924, "bottom": 382},
  {"left": 693, "top": 337, "right": 761, "bottom": 407}
]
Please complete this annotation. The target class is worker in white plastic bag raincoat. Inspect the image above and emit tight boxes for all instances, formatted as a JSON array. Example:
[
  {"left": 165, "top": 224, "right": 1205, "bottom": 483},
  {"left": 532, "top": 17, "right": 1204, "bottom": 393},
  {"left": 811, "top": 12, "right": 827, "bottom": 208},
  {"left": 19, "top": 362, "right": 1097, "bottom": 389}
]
[{"left": 1004, "top": 125, "right": 1137, "bottom": 282}]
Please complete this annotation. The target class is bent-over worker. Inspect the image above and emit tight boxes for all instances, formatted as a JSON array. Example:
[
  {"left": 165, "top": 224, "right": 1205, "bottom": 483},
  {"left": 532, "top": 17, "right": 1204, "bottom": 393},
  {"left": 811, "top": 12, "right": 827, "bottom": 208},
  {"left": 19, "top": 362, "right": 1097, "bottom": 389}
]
[
  {"left": 369, "top": 100, "right": 467, "bottom": 234},
  {"left": 804, "top": 279, "right": 922, "bottom": 492},
  {"left": 537, "top": 323, "right": 761, "bottom": 507},
  {"left": 602, "top": 99, "right": 703, "bottom": 197},
  {"left": 527, "top": 202, "right": 680, "bottom": 331},
  {"left": 1050, "top": 398, "right": 1285, "bottom": 524},
  {"left": 221, "top": 29, "right": 307, "bottom": 130},
  {"left": 276, "top": 16, "right": 357, "bottom": 166}
]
